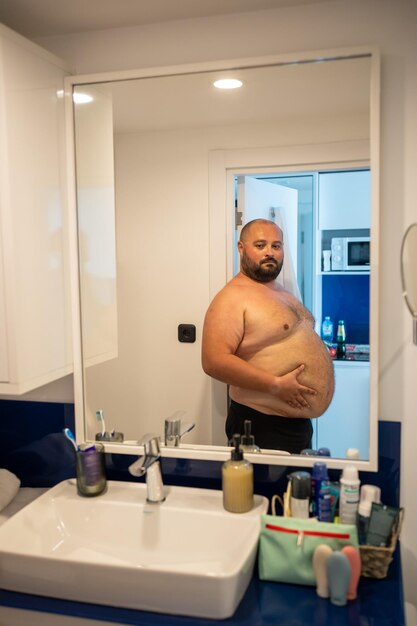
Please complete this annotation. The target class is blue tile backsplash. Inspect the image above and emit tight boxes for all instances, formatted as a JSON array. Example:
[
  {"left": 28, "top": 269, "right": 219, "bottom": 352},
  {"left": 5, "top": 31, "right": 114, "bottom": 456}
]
[
  {"left": 0, "top": 399, "right": 400, "bottom": 509},
  {"left": 322, "top": 274, "right": 370, "bottom": 345}
]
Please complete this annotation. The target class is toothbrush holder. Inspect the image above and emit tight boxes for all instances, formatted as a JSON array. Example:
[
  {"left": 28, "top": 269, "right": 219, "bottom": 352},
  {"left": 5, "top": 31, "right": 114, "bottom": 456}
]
[
  {"left": 95, "top": 431, "right": 124, "bottom": 443},
  {"left": 75, "top": 442, "right": 107, "bottom": 497}
]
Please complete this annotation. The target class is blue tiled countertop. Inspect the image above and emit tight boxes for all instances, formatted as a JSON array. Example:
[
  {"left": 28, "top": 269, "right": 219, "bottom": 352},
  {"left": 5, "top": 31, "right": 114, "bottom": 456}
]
[
  {"left": 0, "top": 546, "right": 405, "bottom": 626},
  {"left": 0, "top": 419, "right": 404, "bottom": 625}
]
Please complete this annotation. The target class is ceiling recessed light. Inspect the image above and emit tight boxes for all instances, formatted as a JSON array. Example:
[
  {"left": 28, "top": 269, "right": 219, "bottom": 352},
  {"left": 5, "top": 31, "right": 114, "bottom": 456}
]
[
  {"left": 73, "top": 92, "right": 93, "bottom": 104},
  {"left": 213, "top": 78, "right": 243, "bottom": 90}
]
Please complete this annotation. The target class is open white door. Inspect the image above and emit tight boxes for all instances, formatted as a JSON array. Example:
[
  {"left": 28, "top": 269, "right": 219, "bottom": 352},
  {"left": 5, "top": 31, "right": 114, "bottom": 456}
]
[{"left": 236, "top": 176, "right": 300, "bottom": 297}]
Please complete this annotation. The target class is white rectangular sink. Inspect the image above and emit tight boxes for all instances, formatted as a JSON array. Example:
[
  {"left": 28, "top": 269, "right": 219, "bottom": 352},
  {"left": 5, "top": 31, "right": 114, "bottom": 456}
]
[{"left": 0, "top": 479, "right": 268, "bottom": 619}]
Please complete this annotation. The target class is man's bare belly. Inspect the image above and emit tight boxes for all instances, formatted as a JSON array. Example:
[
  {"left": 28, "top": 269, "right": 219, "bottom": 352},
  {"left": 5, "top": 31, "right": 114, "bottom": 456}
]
[{"left": 230, "top": 324, "right": 335, "bottom": 418}]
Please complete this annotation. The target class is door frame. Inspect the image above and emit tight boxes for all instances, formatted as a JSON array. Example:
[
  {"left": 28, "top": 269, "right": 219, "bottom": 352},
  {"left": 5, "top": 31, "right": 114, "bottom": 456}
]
[{"left": 207, "top": 141, "right": 377, "bottom": 465}]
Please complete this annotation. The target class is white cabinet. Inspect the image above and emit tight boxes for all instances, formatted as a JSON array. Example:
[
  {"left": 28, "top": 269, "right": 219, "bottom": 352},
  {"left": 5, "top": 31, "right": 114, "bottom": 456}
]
[
  {"left": 318, "top": 170, "right": 370, "bottom": 230},
  {"left": 0, "top": 25, "right": 72, "bottom": 394},
  {"left": 313, "top": 361, "right": 370, "bottom": 459}
]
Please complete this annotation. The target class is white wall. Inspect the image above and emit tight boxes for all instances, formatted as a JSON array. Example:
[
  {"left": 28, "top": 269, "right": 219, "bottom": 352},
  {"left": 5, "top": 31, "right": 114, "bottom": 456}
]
[{"left": 34, "top": 0, "right": 417, "bottom": 622}]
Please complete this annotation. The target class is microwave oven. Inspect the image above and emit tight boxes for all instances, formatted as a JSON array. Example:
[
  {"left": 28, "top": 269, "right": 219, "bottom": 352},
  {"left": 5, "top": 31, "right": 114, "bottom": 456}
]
[{"left": 331, "top": 236, "right": 370, "bottom": 271}]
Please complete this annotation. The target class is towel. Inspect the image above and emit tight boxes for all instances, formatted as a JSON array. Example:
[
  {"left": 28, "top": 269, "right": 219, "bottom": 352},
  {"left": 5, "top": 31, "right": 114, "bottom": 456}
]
[{"left": 0, "top": 468, "right": 21, "bottom": 512}]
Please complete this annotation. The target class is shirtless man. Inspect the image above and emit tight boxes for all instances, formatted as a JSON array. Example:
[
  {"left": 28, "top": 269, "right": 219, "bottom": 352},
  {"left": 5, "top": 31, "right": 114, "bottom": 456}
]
[{"left": 202, "top": 219, "right": 334, "bottom": 453}]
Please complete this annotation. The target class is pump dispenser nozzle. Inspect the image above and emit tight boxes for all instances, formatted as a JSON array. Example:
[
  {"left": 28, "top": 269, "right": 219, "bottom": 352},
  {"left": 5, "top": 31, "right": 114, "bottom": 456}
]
[
  {"left": 231, "top": 434, "right": 243, "bottom": 461},
  {"left": 240, "top": 421, "right": 261, "bottom": 453}
]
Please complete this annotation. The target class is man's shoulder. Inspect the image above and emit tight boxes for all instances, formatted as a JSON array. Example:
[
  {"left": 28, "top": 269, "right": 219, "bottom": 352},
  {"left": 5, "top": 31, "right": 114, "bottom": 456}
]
[
  {"left": 210, "top": 275, "right": 252, "bottom": 307},
  {"left": 221, "top": 274, "right": 256, "bottom": 295}
]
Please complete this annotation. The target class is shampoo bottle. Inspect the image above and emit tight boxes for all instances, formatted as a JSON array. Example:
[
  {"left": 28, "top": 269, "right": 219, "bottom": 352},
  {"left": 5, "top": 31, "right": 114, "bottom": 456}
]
[
  {"left": 339, "top": 465, "right": 360, "bottom": 525},
  {"left": 222, "top": 434, "right": 254, "bottom": 513}
]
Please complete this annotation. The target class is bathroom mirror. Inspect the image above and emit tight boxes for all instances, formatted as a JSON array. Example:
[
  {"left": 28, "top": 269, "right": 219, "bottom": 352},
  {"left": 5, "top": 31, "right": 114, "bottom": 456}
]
[
  {"left": 66, "top": 47, "right": 380, "bottom": 469},
  {"left": 400, "top": 223, "right": 417, "bottom": 344}
]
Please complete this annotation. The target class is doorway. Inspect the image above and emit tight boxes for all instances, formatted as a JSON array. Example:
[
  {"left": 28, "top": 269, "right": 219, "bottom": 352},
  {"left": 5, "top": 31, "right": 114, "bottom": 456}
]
[{"left": 233, "top": 172, "right": 315, "bottom": 312}]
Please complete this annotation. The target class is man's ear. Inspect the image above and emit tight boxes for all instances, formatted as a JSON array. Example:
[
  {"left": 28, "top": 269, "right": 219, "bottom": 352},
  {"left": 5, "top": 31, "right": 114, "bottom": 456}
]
[{"left": 237, "top": 240, "right": 243, "bottom": 254}]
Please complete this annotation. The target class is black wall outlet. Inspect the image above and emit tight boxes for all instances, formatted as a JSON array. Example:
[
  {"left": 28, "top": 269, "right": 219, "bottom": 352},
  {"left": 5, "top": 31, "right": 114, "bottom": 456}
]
[{"left": 178, "top": 324, "right": 196, "bottom": 343}]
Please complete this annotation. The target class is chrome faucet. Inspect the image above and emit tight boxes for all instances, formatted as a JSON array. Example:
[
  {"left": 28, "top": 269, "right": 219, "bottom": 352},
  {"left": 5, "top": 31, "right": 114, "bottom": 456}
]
[
  {"left": 164, "top": 417, "right": 195, "bottom": 447},
  {"left": 128, "top": 435, "right": 165, "bottom": 503}
]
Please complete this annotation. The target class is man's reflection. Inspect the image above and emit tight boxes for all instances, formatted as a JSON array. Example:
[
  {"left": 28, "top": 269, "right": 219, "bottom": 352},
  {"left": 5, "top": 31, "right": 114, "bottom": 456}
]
[{"left": 202, "top": 219, "right": 334, "bottom": 453}]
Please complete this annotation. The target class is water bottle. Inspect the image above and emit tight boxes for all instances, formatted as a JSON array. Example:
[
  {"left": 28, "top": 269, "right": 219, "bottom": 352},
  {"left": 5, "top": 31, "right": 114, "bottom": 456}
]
[
  {"left": 336, "top": 320, "right": 346, "bottom": 360},
  {"left": 321, "top": 316, "right": 333, "bottom": 343}
]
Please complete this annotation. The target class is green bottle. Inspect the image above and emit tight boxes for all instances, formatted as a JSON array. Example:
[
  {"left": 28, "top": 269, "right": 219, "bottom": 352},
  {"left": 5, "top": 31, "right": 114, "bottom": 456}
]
[{"left": 336, "top": 320, "right": 346, "bottom": 360}]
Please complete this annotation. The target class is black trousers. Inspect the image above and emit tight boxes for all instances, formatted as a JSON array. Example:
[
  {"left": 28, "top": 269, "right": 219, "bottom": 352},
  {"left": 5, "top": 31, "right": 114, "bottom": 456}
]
[{"left": 226, "top": 400, "right": 313, "bottom": 454}]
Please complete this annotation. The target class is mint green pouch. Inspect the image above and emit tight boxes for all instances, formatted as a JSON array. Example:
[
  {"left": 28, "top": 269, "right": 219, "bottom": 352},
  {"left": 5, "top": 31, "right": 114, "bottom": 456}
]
[{"left": 258, "top": 514, "right": 359, "bottom": 586}]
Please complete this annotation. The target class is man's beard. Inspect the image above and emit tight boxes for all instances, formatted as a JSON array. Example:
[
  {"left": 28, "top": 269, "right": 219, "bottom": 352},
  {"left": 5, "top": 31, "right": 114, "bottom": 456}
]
[{"left": 241, "top": 252, "right": 283, "bottom": 283}]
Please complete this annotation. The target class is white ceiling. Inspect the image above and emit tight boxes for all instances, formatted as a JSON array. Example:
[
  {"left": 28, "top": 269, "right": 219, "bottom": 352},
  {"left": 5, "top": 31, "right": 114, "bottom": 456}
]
[
  {"left": 74, "top": 55, "right": 371, "bottom": 134},
  {"left": 0, "top": 0, "right": 332, "bottom": 38}
]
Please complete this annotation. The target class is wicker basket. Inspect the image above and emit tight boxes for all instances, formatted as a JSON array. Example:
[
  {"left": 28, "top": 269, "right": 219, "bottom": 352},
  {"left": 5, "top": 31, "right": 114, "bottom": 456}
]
[{"left": 359, "top": 507, "right": 404, "bottom": 579}]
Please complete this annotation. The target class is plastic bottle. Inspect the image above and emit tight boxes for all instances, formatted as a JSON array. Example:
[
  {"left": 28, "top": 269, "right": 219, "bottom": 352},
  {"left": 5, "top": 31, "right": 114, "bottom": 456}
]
[
  {"left": 318, "top": 447, "right": 331, "bottom": 457},
  {"left": 288, "top": 471, "right": 311, "bottom": 519},
  {"left": 311, "top": 462, "right": 329, "bottom": 518},
  {"left": 341, "top": 545, "right": 361, "bottom": 600},
  {"left": 339, "top": 465, "right": 360, "bottom": 525},
  {"left": 346, "top": 448, "right": 360, "bottom": 460},
  {"left": 313, "top": 544, "right": 333, "bottom": 598},
  {"left": 222, "top": 434, "right": 254, "bottom": 513},
  {"left": 336, "top": 320, "right": 346, "bottom": 360},
  {"left": 327, "top": 552, "right": 351, "bottom": 606},
  {"left": 317, "top": 480, "right": 332, "bottom": 522},
  {"left": 321, "top": 316, "right": 334, "bottom": 343},
  {"left": 357, "top": 484, "right": 381, "bottom": 544}
]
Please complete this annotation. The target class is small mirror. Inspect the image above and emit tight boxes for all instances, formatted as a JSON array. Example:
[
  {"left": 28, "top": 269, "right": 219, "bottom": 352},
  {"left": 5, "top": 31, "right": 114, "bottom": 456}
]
[{"left": 401, "top": 223, "right": 417, "bottom": 344}]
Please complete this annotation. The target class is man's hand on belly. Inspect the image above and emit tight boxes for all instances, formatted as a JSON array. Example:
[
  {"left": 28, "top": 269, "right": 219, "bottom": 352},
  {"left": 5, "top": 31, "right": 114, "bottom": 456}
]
[{"left": 271, "top": 364, "right": 317, "bottom": 409}]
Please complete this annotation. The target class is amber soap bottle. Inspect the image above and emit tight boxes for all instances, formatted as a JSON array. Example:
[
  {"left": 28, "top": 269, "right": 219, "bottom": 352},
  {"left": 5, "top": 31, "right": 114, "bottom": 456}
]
[{"left": 222, "top": 434, "right": 254, "bottom": 513}]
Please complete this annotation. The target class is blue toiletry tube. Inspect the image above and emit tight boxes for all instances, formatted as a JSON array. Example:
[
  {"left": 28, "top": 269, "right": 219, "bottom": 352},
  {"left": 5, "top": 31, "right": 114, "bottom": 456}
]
[{"left": 327, "top": 552, "right": 351, "bottom": 607}]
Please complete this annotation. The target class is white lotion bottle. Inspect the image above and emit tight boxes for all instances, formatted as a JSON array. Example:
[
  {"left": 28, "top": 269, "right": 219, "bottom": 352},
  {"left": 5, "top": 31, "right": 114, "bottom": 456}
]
[
  {"left": 339, "top": 465, "right": 360, "bottom": 525},
  {"left": 222, "top": 434, "right": 254, "bottom": 513}
]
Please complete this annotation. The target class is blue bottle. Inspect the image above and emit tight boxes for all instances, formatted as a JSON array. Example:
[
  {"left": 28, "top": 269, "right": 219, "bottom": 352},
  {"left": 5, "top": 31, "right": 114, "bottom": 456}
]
[
  {"left": 317, "top": 480, "right": 332, "bottom": 522},
  {"left": 311, "top": 462, "right": 329, "bottom": 518},
  {"left": 321, "top": 316, "right": 334, "bottom": 343},
  {"left": 327, "top": 552, "right": 351, "bottom": 606}
]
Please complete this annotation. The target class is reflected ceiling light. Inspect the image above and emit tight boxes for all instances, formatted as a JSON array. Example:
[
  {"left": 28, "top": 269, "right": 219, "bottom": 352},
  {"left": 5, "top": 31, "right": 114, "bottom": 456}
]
[
  {"left": 73, "top": 92, "right": 93, "bottom": 104},
  {"left": 213, "top": 78, "right": 243, "bottom": 90}
]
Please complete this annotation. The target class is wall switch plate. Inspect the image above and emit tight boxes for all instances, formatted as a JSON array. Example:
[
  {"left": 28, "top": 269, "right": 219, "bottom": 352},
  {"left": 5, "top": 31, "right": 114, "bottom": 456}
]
[{"left": 178, "top": 324, "right": 196, "bottom": 343}]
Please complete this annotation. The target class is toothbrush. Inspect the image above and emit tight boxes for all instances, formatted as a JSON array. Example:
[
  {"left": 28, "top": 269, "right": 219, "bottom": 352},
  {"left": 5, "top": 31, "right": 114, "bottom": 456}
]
[
  {"left": 63, "top": 427, "right": 79, "bottom": 452},
  {"left": 96, "top": 409, "right": 106, "bottom": 437}
]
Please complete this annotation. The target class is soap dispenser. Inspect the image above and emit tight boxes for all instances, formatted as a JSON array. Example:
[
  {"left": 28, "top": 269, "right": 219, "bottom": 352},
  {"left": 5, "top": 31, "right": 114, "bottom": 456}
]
[
  {"left": 240, "top": 420, "right": 261, "bottom": 453},
  {"left": 222, "top": 434, "right": 254, "bottom": 513}
]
